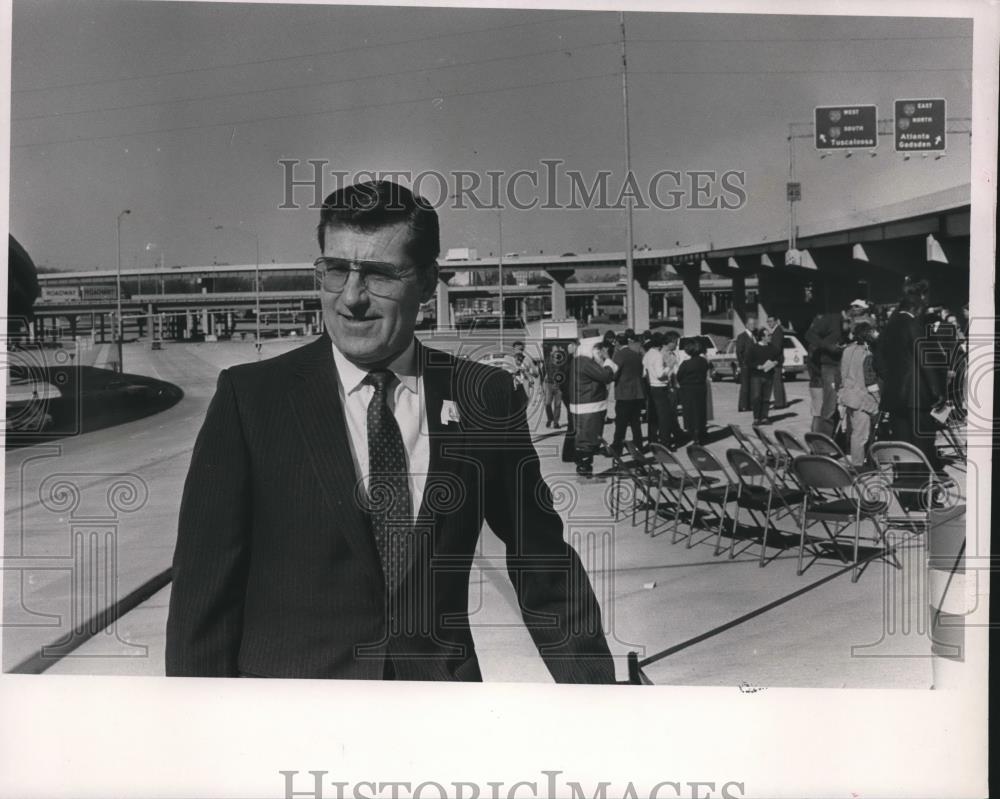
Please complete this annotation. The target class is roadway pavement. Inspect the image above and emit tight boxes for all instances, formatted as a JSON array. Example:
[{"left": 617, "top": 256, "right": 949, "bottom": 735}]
[{"left": 5, "top": 335, "right": 950, "bottom": 686}]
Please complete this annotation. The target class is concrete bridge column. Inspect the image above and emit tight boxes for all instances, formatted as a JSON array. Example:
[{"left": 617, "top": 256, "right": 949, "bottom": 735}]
[
  {"left": 591, "top": 296, "right": 599, "bottom": 318},
  {"left": 98, "top": 313, "right": 106, "bottom": 343},
  {"left": 436, "top": 271, "right": 454, "bottom": 331},
  {"left": 545, "top": 268, "right": 574, "bottom": 321},
  {"left": 678, "top": 264, "right": 702, "bottom": 336},
  {"left": 632, "top": 267, "right": 653, "bottom": 333},
  {"left": 731, "top": 273, "right": 747, "bottom": 337},
  {"left": 550, "top": 280, "right": 566, "bottom": 320},
  {"left": 184, "top": 309, "right": 193, "bottom": 339}
]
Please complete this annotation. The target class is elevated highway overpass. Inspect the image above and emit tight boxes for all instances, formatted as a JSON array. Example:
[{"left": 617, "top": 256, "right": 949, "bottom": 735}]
[{"left": 28, "top": 184, "right": 969, "bottom": 342}]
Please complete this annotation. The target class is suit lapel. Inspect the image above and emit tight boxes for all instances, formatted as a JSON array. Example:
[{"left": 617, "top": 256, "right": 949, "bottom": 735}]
[
  {"left": 286, "top": 334, "right": 382, "bottom": 582},
  {"left": 404, "top": 342, "right": 468, "bottom": 582}
]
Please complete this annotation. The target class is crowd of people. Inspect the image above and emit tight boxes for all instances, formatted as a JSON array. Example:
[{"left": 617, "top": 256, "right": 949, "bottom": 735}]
[
  {"left": 528, "top": 278, "right": 966, "bottom": 480},
  {"left": 802, "top": 280, "right": 968, "bottom": 472},
  {"left": 536, "top": 329, "right": 717, "bottom": 477}
]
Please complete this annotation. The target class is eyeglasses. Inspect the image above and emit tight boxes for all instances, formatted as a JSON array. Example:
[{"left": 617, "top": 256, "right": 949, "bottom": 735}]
[{"left": 313, "top": 256, "right": 417, "bottom": 297}]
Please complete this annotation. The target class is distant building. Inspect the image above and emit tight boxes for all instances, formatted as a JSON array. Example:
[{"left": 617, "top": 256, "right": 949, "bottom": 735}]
[{"left": 444, "top": 247, "right": 478, "bottom": 262}]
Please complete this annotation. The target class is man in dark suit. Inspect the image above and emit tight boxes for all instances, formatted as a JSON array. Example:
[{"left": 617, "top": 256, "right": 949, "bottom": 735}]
[
  {"left": 766, "top": 315, "right": 787, "bottom": 409},
  {"left": 734, "top": 316, "right": 757, "bottom": 412},
  {"left": 165, "top": 181, "right": 615, "bottom": 683},
  {"left": 609, "top": 332, "right": 645, "bottom": 455},
  {"left": 874, "top": 282, "right": 945, "bottom": 472},
  {"left": 804, "top": 311, "right": 844, "bottom": 436}
]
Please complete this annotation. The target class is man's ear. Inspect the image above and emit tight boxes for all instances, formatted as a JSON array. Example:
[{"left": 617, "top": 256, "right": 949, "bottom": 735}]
[{"left": 419, "top": 262, "right": 439, "bottom": 303}]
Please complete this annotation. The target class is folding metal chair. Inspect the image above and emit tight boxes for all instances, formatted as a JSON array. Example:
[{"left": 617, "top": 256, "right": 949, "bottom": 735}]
[
  {"left": 729, "top": 424, "right": 769, "bottom": 464},
  {"left": 645, "top": 443, "right": 697, "bottom": 541},
  {"left": 792, "top": 454, "right": 897, "bottom": 582},
  {"left": 934, "top": 410, "right": 967, "bottom": 470},
  {"left": 804, "top": 431, "right": 849, "bottom": 462},
  {"left": 752, "top": 424, "right": 787, "bottom": 471},
  {"left": 687, "top": 444, "right": 738, "bottom": 554},
  {"left": 868, "top": 441, "right": 955, "bottom": 535},
  {"left": 598, "top": 438, "right": 655, "bottom": 526},
  {"left": 774, "top": 429, "right": 808, "bottom": 464},
  {"left": 725, "top": 448, "right": 805, "bottom": 566}
]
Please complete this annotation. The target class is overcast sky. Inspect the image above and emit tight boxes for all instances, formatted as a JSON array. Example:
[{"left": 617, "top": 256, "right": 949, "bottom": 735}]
[{"left": 7, "top": 1, "right": 972, "bottom": 271}]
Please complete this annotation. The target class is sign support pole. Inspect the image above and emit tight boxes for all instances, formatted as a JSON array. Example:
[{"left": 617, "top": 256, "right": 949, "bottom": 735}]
[
  {"left": 620, "top": 11, "right": 635, "bottom": 330},
  {"left": 787, "top": 123, "right": 796, "bottom": 251}
]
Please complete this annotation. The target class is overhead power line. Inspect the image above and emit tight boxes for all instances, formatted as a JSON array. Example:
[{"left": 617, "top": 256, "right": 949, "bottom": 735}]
[
  {"left": 12, "top": 71, "right": 620, "bottom": 149},
  {"left": 13, "top": 40, "right": 617, "bottom": 123},
  {"left": 12, "top": 11, "right": 598, "bottom": 95}
]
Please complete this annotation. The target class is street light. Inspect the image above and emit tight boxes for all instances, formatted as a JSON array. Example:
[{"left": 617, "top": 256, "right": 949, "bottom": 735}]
[
  {"left": 116, "top": 209, "right": 131, "bottom": 371},
  {"left": 215, "top": 224, "right": 261, "bottom": 355},
  {"left": 497, "top": 209, "right": 504, "bottom": 349}
]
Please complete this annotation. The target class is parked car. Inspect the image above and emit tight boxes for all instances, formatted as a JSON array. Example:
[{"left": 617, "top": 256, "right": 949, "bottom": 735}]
[
  {"left": 720, "top": 333, "right": 808, "bottom": 380},
  {"left": 781, "top": 334, "right": 808, "bottom": 378},
  {"left": 676, "top": 335, "right": 734, "bottom": 381}
]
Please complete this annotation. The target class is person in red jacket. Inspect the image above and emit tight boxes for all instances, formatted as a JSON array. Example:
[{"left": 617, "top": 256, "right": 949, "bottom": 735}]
[{"left": 566, "top": 340, "right": 617, "bottom": 477}]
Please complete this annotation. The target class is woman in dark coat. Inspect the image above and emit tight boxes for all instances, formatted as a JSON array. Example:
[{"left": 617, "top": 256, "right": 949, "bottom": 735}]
[
  {"left": 748, "top": 327, "right": 782, "bottom": 425},
  {"left": 676, "top": 339, "right": 710, "bottom": 445}
]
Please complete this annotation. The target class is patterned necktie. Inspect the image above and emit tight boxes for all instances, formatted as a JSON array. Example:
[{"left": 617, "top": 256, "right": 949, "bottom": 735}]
[{"left": 364, "top": 369, "right": 412, "bottom": 590}]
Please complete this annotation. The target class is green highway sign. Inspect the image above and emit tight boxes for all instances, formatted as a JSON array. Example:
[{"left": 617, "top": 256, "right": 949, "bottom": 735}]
[
  {"left": 895, "top": 99, "right": 946, "bottom": 152},
  {"left": 814, "top": 105, "right": 878, "bottom": 150}
]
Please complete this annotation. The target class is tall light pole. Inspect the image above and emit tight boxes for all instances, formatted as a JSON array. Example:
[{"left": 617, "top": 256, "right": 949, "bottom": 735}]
[
  {"left": 116, "top": 209, "right": 131, "bottom": 371},
  {"left": 215, "top": 224, "right": 261, "bottom": 355},
  {"left": 619, "top": 11, "right": 636, "bottom": 329},
  {"left": 497, "top": 209, "right": 504, "bottom": 349}
]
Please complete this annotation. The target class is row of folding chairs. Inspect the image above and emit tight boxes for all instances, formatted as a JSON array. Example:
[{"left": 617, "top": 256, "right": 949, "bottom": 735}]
[
  {"left": 730, "top": 423, "right": 959, "bottom": 533},
  {"left": 601, "top": 430, "right": 950, "bottom": 583}
]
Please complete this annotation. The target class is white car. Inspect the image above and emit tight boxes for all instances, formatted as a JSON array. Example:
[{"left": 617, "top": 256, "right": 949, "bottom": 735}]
[
  {"left": 781, "top": 334, "right": 808, "bottom": 378},
  {"left": 721, "top": 333, "right": 809, "bottom": 380},
  {"left": 675, "top": 335, "right": 734, "bottom": 380}
]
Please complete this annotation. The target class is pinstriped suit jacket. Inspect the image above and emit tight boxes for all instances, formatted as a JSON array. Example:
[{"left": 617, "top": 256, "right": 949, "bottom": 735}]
[{"left": 165, "top": 333, "right": 615, "bottom": 682}]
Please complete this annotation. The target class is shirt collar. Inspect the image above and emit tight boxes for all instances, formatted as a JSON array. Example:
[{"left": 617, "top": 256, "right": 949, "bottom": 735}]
[{"left": 331, "top": 338, "right": 419, "bottom": 396}]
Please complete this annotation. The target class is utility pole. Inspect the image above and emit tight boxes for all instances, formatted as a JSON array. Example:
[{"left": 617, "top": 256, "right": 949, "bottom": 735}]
[
  {"left": 497, "top": 210, "right": 504, "bottom": 349},
  {"left": 215, "top": 224, "right": 261, "bottom": 357},
  {"left": 115, "top": 209, "right": 131, "bottom": 371},
  {"left": 620, "top": 11, "right": 636, "bottom": 329}
]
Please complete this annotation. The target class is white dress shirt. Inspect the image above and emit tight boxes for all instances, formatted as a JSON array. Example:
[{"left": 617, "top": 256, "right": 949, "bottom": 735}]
[
  {"left": 331, "top": 340, "right": 429, "bottom": 516},
  {"left": 643, "top": 347, "right": 673, "bottom": 388}
]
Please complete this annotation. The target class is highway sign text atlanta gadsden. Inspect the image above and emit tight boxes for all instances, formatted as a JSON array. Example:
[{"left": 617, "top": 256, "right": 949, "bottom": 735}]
[{"left": 895, "top": 98, "right": 946, "bottom": 152}]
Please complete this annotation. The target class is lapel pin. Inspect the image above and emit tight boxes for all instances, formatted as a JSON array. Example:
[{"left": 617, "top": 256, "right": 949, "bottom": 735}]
[{"left": 440, "top": 400, "right": 461, "bottom": 425}]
